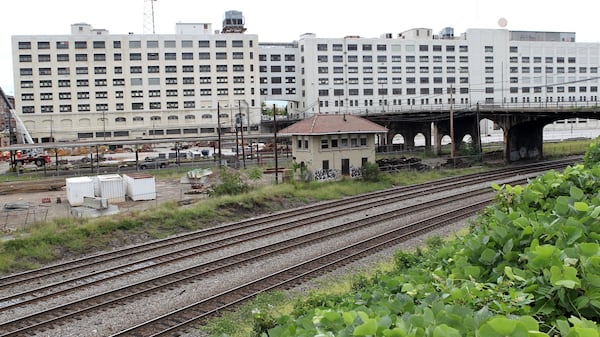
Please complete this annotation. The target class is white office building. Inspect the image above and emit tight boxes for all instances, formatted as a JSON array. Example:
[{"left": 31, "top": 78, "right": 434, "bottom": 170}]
[
  {"left": 11, "top": 13, "right": 600, "bottom": 143},
  {"left": 12, "top": 15, "right": 261, "bottom": 142}
]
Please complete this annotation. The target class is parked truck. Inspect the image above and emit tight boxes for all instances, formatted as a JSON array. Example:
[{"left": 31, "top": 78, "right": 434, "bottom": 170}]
[{"left": 12, "top": 150, "right": 52, "bottom": 167}]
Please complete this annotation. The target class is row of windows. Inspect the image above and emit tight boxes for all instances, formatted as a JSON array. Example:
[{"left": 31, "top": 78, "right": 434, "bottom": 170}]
[
  {"left": 77, "top": 127, "right": 227, "bottom": 139},
  {"left": 20, "top": 75, "right": 252, "bottom": 88},
  {"left": 311, "top": 43, "right": 468, "bottom": 53},
  {"left": 509, "top": 56, "right": 578, "bottom": 63},
  {"left": 318, "top": 137, "right": 368, "bottom": 150},
  {"left": 509, "top": 96, "right": 598, "bottom": 103},
  {"left": 315, "top": 55, "right": 469, "bottom": 63},
  {"left": 22, "top": 101, "right": 200, "bottom": 113},
  {"left": 509, "top": 66, "right": 598, "bottom": 74},
  {"left": 19, "top": 51, "right": 253, "bottom": 63},
  {"left": 21, "top": 66, "right": 253, "bottom": 81},
  {"left": 313, "top": 65, "right": 469, "bottom": 74},
  {"left": 317, "top": 97, "right": 466, "bottom": 107},
  {"left": 263, "top": 87, "right": 469, "bottom": 97},
  {"left": 18, "top": 39, "right": 252, "bottom": 50},
  {"left": 509, "top": 86, "right": 598, "bottom": 93},
  {"left": 258, "top": 54, "right": 296, "bottom": 62},
  {"left": 23, "top": 88, "right": 248, "bottom": 102}
]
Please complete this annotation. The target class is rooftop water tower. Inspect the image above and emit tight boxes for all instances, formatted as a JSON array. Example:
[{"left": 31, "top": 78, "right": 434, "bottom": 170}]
[{"left": 221, "top": 10, "right": 246, "bottom": 33}]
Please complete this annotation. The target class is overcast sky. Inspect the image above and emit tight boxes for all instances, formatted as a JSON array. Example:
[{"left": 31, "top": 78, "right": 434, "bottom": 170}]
[{"left": 1, "top": 0, "right": 598, "bottom": 96}]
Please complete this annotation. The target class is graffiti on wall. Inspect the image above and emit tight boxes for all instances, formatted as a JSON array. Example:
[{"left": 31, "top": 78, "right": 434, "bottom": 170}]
[{"left": 314, "top": 168, "right": 339, "bottom": 181}]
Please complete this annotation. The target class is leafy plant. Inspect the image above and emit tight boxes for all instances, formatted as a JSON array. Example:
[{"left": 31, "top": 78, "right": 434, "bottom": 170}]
[
  {"left": 360, "top": 162, "right": 381, "bottom": 182},
  {"left": 209, "top": 168, "right": 249, "bottom": 197}
]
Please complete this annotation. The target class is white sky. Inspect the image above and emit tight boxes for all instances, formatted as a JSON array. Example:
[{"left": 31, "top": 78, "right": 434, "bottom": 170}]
[{"left": 1, "top": 0, "right": 598, "bottom": 96}]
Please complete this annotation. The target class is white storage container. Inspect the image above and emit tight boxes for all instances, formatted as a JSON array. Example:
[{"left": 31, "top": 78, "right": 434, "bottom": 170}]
[
  {"left": 97, "top": 174, "right": 125, "bottom": 203},
  {"left": 66, "top": 176, "right": 95, "bottom": 206},
  {"left": 124, "top": 173, "right": 156, "bottom": 201}
]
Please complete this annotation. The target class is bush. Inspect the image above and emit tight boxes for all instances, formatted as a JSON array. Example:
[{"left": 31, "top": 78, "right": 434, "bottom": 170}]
[
  {"left": 246, "top": 166, "right": 263, "bottom": 182},
  {"left": 583, "top": 136, "right": 600, "bottom": 167},
  {"left": 360, "top": 162, "right": 381, "bottom": 182},
  {"left": 209, "top": 168, "right": 248, "bottom": 197}
]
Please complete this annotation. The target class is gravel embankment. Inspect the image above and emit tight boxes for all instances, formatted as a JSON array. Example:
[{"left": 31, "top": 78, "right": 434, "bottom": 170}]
[{"left": 12, "top": 180, "right": 498, "bottom": 337}]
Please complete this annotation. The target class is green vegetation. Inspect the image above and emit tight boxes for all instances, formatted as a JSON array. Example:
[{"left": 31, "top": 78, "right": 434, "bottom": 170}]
[
  {"left": 0, "top": 164, "right": 483, "bottom": 274},
  {"left": 199, "top": 140, "right": 600, "bottom": 337},
  {"left": 544, "top": 139, "right": 593, "bottom": 158}
]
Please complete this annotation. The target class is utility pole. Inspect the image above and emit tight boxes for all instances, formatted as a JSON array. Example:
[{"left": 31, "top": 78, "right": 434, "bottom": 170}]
[
  {"left": 238, "top": 100, "right": 246, "bottom": 169},
  {"left": 450, "top": 85, "right": 456, "bottom": 159},
  {"left": 217, "top": 103, "right": 222, "bottom": 168},
  {"left": 273, "top": 103, "right": 279, "bottom": 184},
  {"left": 476, "top": 102, "right": 482, "bottom": 160}
]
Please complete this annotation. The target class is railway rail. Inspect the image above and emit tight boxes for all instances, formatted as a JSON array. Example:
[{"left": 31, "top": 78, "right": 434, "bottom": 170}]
[{"left": 0, "top": 158, "right": 578, "bottom": 336}]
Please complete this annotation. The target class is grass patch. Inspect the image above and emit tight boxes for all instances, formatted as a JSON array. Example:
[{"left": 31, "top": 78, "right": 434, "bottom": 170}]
[
  {"left": 543, "top": 138, "right": 592, "bottom": 158},
  {"left": 0, "top": 165, "right": 483, "bottom": 274}
]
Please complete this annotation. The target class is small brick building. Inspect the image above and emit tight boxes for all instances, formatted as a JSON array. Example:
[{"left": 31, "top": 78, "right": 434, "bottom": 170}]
[{"left": 279, "top": 114, "right": 388, "bottom": 179}]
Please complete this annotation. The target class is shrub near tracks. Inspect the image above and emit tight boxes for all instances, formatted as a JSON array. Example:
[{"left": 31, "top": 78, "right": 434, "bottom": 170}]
[{"left": 253, "top": 148, "right": 600, "bottom": 336}]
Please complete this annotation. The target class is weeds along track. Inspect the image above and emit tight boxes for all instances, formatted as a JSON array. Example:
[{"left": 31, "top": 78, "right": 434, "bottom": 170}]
[
  {"left": 0, "top": 158, "right": 574, "bottom": 287},
  {"left": 0, "top": 158, "right": 577, "bottom": 336}
]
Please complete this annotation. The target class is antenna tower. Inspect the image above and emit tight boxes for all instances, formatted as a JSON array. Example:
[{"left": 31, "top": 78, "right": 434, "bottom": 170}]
[{"left": 143, "top": 0, "right": 156, "bottom": 34}]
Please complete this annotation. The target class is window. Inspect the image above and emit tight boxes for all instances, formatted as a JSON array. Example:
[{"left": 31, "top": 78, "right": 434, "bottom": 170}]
[
  {"left": 485, "top": 46, "right": 493, "bottom": 52},
  {"left": 147, "top": 52, "right": 159, "bottom": 60},
  {"left": 93, "top": 41, "right": 105, "bottom": 48},
  {"left": 129, "top": 40, "right": 141, "bottom": 48},
  {"left": 75, "top": 41, "right": 87, "bottom": 49},
  {"left": 57, "top": 54, "right": 69, "bottom": 62},
  {"left": 129, "top": 53, "right": 142, "bottom": 61},
  {"left": 18, "top": 41, "right": 31, "bottom": 49},
  {"left": 165, "top": 52, "right": 176, "bottom": 60}
]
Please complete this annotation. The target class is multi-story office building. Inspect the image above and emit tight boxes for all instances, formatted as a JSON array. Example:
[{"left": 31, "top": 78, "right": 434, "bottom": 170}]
[
  {"left": 11, "top": 12, "right": 600, "bottom": 143},
  {"left": 276, "top": 28, "right": 598, "bottom": 116},
  {"left": 12, "top": 11, "right": 261, "bottom": 142}
]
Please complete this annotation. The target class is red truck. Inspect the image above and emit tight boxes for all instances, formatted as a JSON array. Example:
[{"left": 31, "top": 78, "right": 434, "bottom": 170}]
[{"left": 12, "top": 150, "right": 52, "bottom": 167}]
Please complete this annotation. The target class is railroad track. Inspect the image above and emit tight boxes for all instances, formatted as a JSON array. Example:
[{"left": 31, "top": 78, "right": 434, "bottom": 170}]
[
  {"left": 0, "top": 158, "right": 578, "bottom": 336},
  {"left": 0, "top": 158, "right": 573, "bottom": 288}
]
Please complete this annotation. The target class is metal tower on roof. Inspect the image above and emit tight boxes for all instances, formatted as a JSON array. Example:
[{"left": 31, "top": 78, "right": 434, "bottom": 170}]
[{"left": 143, "top": 0, "right": 157, "bottom": 34}]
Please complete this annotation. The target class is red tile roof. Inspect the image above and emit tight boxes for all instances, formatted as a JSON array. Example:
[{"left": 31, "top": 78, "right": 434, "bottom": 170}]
[{"left": 278, "top": 114, "right": 388, "bottom": 135}]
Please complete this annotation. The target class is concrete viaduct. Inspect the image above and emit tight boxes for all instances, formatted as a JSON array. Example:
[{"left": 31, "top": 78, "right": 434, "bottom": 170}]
[{"left": 264, "top": 103, "right": 600, "bottom": 162}]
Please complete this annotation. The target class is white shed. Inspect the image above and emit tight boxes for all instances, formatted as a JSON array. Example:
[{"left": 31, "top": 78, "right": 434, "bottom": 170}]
[
  {"left": 123, "top": 173, "right": 156, "bottom": 201},
  {"left": 66, "top": 176, "right": 95, "bottom": 206},
  {"left": 97, "top": 174, "right": 126, "bottom": 203}
]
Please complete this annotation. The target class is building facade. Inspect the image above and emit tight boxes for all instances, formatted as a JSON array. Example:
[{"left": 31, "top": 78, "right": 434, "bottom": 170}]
[
  {"left": 287, "top": 29, "right": 599, "bottom": 115},
  {"left": 278, "top": 114, "right": 388, "bottom": 177},
  {"left": 12, "top": 21, "right": 261, "bottom": 142},
  {"left": 11, "top": 15, "right": 600, "bottom": 143}
]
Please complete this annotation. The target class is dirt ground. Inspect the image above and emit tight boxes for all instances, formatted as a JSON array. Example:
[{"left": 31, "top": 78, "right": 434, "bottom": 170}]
[{"left": 0, "top": 168, "right": 274, "bottom": 234}]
